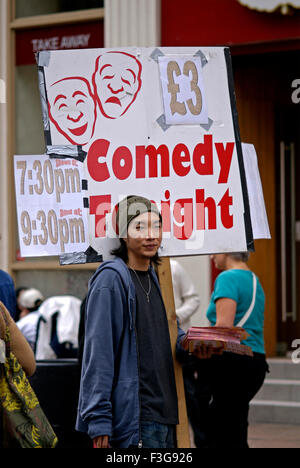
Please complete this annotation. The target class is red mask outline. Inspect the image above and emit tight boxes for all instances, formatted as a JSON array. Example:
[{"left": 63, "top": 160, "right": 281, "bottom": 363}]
[
  {"left": 48, "top": 76, "right": 97, "bottom": 146},
  {"left": 92, "top": 51, "right": 142, "bottom": 120}
]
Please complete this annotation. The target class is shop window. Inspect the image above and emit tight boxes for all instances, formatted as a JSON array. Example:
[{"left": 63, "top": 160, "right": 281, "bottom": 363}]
[
  {"left": 14, "top": 3, "right": 104, "bottom": 266},
  {"left": 15, "top": 0, "right": 103, "bottom": 18}
]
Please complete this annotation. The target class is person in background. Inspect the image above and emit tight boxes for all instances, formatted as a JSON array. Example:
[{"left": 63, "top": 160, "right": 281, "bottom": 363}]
[
  {"left": 34, "top": 295, "right": 81, "bottom": 360},
  {"left": 0, "top": 270, "right": 17, "bottom": 320},
  {"left": 170, "top": 259, "right": 203, "bottom": 448},
  {"left": 0, "top": 301, "right": 36, "bottom": 377},
  {"left": 0, "top": 301, "right": 36, "bottom": 448},
  {"left": 16, "top": 288, "right": 44, "bottom": 351},
  {"left": 199, "top": 252, "right": 268, "bottom": 448},
  {"left": 170, "top": 260, "right": 200, "bottom": 333},
  {"left": 15, "top": 287, "right": 29, "bottom": 322}
]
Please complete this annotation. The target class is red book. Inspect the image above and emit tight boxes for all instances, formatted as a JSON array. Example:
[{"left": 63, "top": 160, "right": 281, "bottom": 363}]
[{"left": 182, "top": 326, "right": 253, "bottom": 357}]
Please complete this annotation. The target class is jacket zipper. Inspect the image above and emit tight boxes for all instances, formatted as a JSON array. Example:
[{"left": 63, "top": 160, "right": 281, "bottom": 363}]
[
  {"left": 128, "top": 269, "right": 143, "bottom": 448},
  {"left": 133, "top": 312, "right": 143, "bottom": 448}
]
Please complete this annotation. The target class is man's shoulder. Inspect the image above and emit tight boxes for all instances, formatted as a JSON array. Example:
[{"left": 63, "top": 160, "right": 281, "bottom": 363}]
[
  {"left": 0, "top": 270, "right": 13, "bottom": 284},
  {"left": 90, "top": 258, "right": 130, "bottom": 289},
  {"left": 215, "top": 269, "right": 250, "bottom": 293}
]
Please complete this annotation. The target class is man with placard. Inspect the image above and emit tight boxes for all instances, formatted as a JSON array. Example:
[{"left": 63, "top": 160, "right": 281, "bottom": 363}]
[
  {"left": 76, "top": 195, "right": 185, "bottom": 448},
  {"left": 13, "top": 46, "right": 267, "bottom": 448}
]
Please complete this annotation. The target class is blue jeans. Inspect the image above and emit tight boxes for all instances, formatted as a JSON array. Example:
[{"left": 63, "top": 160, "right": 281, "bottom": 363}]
[{"left": 140, "top": 421, "right": 175, "bottom": 448}]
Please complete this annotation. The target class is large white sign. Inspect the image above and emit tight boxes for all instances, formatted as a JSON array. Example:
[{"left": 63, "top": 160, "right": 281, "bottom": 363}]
[
  {"left": 14, "top": 155, "right": 89, "bottom": 257},
  {"left": 242, "top": 143, "right": 271, "bottom": 240},
  {"left": 35, "top": 46, "right": 252, "bottom": 260}
]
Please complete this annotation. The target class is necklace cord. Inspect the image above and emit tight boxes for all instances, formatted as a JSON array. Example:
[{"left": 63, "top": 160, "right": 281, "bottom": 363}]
[{"left": 130, "top": 268, "right": 151, "bottom": 302}]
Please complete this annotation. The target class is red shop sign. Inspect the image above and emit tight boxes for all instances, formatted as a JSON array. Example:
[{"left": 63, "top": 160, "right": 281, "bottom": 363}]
[{"left": 16, "top": 21, "right": 104, "bottom": 66}]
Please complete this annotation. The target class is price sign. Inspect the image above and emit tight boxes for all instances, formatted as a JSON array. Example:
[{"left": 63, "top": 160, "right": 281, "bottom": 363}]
[
  {"left": 14, "top": 155, "right": 89, "bottom": 257},
  {"left": 158, "top": 55, "right": 209, "bottom": 125}
]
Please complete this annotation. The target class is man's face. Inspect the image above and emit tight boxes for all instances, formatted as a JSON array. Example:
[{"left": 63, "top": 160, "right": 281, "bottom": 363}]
[
  {"left": 48, "top": 77, "right": 96, "bottom": 145},
  {"left": 93, "top": 52, "right": 142, "bottom": 119},
  {"left": 125, "top": 212, "right": 162, "bottom": 261}
]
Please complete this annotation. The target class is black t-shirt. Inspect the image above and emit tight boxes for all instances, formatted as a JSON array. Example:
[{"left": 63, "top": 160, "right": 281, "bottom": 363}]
[{"left": 129, "top": 269, "right": 178, "bottom": 425}]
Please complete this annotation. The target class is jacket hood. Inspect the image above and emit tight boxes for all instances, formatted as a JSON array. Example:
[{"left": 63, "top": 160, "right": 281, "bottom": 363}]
[
  {"left": 88, "top": 257, "right": 160, "bottom": 331},
  {"left": 88, "top": 257, "right": 135, "bottom": 330},
  {"left": 89, "top": 257, "right": 156, "bottom": 291}
]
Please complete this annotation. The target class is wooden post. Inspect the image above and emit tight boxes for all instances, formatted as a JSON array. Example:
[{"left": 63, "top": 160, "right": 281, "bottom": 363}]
[{"left": 156, "top": 257, "right": 191, "bottom": 448}]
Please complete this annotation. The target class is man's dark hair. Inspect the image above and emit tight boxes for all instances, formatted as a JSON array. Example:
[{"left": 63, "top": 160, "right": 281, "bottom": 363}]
[{"left": 111, "top": 238, "right": 161, "bottom": 265}]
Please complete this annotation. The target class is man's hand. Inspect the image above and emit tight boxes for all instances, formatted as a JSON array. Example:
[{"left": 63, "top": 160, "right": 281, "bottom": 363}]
[{"left": 93, "top": 435, "right": 110, "bottom": 448}]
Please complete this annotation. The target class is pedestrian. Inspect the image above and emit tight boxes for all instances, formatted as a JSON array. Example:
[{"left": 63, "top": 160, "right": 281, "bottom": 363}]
[
  {"left": 15, "top": 287, "right": 29, "bottom": 322},
  {"left": 170, "top": 260, "right": 200, "bottom": 333},
  {"left": 16, "top": 288, "right": 44, "bottom": 351},
  {"left": 0, "top": 270, "right": 17, "bottom": 320},
  {"left": 197, "top": 252, "right": 268, "bottom": 448},
  {"left": 170, "top": 260, "right": 204, "bottom": 448},
  {"left": 76, "top": 195, "right": 188, "bottom": 449},
  {"left": 34, "top": 295, "right": 81, "bottom": 360},
  {"left": 0, "top": 301, "right": 36, "bottom": 377}
]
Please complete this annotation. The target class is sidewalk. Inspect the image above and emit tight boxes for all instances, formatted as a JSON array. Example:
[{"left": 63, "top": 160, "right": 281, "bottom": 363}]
[
  {"left": 248, "top": 423, "right": 300, "bottom": 448},
  {"left": 189, "top": 423, "right": 300, "bottom": 448}
]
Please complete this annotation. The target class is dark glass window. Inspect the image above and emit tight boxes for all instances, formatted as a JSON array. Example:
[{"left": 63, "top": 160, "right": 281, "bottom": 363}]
[{"left": 16, "top": 0, "right": 103, "bottom": 18}]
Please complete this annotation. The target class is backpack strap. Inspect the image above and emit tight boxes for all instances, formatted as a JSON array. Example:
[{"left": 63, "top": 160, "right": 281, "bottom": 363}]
[{"left": 236, "top": 273, "right": 257, "bottom": 328}]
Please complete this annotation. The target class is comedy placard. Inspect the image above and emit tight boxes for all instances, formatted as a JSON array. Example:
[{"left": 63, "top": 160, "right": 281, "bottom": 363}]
[{"left": 36, "top": 46, "right": 252, "bottom": 260}]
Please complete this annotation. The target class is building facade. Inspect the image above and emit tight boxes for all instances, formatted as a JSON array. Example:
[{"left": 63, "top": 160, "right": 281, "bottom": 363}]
[{"left": 0, "top": 0, "right": 299, "bottom": 356}]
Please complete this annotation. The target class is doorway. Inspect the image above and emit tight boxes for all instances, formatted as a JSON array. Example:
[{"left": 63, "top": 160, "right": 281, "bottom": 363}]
[
  {"left": 276, "top": 103, "right": 300, "bottom": 353},
  {"left": 233, "top": 49, "right": 300, "bottom": 356}
]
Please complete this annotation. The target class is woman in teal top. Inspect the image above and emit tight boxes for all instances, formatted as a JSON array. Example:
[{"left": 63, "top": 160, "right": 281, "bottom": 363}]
[
  {"left": 197, "top": 252, "right": 268, "bottom": 448},
  {"left": 206, "top": 260, "right": 265, "bottom": 355}
]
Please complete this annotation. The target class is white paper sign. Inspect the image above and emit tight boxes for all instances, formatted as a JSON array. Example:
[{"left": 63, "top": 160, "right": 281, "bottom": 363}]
[
  {"left": 158, "top": 55, "right": 209, "bottom": 125},
  {"left": 242, "top": 143, "right": 271, "bottom": 240},
  {"left": 37, "top": 47, "right": 252, "bottom": 259},
  {"left": 14, "top": 155, "right": 89, "bottom": 256}
]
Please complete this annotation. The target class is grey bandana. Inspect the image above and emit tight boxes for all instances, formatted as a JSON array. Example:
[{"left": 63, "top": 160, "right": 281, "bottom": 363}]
[{"left": 116, "top": 195, "right": 162, "bottom": 237}]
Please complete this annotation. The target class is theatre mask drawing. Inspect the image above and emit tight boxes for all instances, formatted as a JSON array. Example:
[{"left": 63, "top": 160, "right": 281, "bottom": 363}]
[
  {"left": 43, "top": 50, "right": 143, "bottom": 148},
  {"left": 47, "top": 76, "right": 97, "bottom": 146},
  {"left": 92, "top": 51, "right": 142, "bottom": 119}
]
